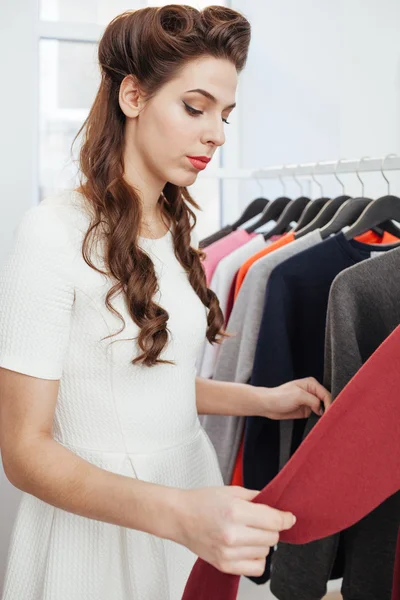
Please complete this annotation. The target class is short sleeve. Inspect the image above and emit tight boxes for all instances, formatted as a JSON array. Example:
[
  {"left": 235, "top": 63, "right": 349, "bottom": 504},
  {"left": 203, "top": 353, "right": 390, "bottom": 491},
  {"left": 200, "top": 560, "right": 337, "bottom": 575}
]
[{"left": 0, "top": 206, "right": 75, "bottom": 380}]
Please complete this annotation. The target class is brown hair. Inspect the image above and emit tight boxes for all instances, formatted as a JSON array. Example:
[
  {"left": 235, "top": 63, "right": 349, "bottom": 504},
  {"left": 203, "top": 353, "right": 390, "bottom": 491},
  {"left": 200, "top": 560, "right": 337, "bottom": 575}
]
[{"left": 71, "top": 4, "right": 251, "bottom": 367}]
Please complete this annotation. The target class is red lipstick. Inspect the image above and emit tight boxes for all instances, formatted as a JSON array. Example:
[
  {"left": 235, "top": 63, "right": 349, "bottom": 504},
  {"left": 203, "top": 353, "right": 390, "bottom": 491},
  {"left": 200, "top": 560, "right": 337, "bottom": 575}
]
[{"left": 187, "top": 156, "right": 211, "bottom": 170}]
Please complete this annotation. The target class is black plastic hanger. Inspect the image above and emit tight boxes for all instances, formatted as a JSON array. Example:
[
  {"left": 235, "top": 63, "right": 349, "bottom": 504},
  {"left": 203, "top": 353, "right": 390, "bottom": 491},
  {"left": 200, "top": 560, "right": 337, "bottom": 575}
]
[
  {"left": 292, "top": 197, "right": 331, "bottom": 233},
  {"left": 231, "top": 197, "right": 270, "bottom": 229},
  {"left": 261, "top": 196, "right": 311, "bottom": 240},
  {"left": 245, "top": 196, "right": 292, "bottom": 234},
  {"left": 319, "top": 198, "right": 374, "bottom": 240},
  {"left": 344, "top": 195, "right": 400, "bottom": 241},
  {"left": 378, "top": 220, "right": 400, "bottom": 238},
  {"left": 295, "top": 195, "right": 351, "bottom": 239}
]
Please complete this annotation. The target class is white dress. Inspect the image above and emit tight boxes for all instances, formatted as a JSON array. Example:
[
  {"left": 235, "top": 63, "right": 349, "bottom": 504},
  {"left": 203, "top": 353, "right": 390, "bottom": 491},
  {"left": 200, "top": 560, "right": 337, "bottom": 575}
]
[{"left": 0, "top": 190, "right": 224, "bottom": 600}]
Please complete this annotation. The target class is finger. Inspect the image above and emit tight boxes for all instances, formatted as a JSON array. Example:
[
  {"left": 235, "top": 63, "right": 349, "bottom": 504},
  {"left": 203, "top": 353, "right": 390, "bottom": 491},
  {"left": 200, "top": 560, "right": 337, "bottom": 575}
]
[
  {"left": 306, "top": 377, "right": 332, "bottom": 411},
  {"left": 278, "top": 407, "right": 312, "bottom": 420},
  {"left": 241, "top": 501, "right": 296, "bottom": 531},
  {"left": 230, "top": 486, "right": 261, "bottom": 501},
  {"left": 222, "top": 545, "right": 272, "bottom": 561},
  {"left": 292, "top": 407, "right": 313, "bottom": 419},
  {"left": 224, "top": 526, "right": 280, "bottom": 548},
  {"left": 229, "top": 558, "right": 267, "bottom": 577},
  {"left": 298, "top": 378, "right": 332, "bottom": 413},
  {"left": 297, "top": 389, "right": 323, "bottom": 416}
]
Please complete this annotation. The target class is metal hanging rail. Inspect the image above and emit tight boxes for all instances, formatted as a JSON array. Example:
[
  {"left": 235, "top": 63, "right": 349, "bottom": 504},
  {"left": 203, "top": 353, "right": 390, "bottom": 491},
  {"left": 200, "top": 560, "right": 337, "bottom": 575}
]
[{"left": 202, "top": 155, "right": 400, "bottom": 180}]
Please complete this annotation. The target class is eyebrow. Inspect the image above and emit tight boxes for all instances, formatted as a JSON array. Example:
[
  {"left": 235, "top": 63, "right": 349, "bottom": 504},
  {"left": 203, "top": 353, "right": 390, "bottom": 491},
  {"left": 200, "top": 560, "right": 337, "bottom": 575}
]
[{"left": 185, "top": 88, "right": 236, "bottom": 110}]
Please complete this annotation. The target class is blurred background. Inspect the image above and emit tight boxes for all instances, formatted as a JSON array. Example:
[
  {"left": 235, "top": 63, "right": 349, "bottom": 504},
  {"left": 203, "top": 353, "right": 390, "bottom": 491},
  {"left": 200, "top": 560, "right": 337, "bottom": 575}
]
[{"left": 2, "top": 1, "right": 400, "bottom": 598}]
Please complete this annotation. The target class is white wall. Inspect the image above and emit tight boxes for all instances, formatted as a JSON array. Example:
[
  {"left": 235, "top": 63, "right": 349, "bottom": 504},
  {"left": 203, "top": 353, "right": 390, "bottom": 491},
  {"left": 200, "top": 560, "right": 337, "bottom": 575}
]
[
  {"left": 0, "top": 0, "right": 39, "bottom": 590},
  {"left": 222, "top": 0, "right": 400, "bottom": 225},
  {"left": 1, "top": 0, "right": 400, "bottom": 595}
]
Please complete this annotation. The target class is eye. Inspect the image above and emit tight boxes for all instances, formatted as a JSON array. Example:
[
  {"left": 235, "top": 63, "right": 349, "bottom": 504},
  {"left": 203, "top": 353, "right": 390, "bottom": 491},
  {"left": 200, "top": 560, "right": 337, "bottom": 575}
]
[
  {"left": 183, "top": 101, "right": 203, "bottom": 116},
  {"left": 183, "top": 101, "right": 230, "bottom": 125}
]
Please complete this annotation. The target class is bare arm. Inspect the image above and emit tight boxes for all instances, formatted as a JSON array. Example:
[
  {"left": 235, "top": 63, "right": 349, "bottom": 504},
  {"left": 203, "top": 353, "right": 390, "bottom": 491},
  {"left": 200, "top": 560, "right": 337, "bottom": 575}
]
[
  {"left": 3, "top": 435, "right": 184, "bottom": 542},
  {"left": 195, "top": 376, "right": 263, "bottom": 416},
  {"left": 195, "top": 376, "right": 332, "bottom": 420}
]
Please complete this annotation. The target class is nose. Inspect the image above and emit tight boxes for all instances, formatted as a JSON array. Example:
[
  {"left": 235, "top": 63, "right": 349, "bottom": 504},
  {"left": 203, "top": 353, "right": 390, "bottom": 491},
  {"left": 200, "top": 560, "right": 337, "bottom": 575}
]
[{"left": 201, "top": 118, "right": 226, "bottom": 148}]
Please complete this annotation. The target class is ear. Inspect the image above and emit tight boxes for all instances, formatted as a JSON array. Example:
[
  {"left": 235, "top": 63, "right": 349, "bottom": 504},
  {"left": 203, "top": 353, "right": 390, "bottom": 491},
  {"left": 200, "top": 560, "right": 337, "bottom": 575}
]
[{"left": 119, "top": 75, "right": 145, "bottom": 118}]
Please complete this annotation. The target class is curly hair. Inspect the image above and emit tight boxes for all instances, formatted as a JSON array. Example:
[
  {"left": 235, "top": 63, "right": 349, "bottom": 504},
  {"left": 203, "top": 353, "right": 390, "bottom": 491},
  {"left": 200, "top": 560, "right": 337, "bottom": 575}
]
[{"left": 71, "top": 4, "right": 251, "bottom": 367}]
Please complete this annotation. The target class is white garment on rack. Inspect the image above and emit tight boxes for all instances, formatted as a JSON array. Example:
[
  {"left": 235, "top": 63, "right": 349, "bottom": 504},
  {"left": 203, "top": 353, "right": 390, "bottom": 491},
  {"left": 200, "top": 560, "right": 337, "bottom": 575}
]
[
  {"left": 197, "top": 234, "right": 266, "bottom": 379},
  {"left": 0, "top": 190, "right": 223, "bottom": 600}
]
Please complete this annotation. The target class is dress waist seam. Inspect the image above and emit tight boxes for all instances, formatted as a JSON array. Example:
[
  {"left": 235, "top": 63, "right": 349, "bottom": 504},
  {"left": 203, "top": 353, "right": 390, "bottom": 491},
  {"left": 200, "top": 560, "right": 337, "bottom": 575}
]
[{"left": 54, "top": 425, "right": 203, "bottom": 456}]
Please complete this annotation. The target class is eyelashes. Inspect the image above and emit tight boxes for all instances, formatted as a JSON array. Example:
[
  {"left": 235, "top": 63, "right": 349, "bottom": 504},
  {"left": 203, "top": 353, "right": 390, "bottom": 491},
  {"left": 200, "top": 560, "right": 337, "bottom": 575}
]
[{"left": 183, "top": 101, "right": 230, "bottom": 124}]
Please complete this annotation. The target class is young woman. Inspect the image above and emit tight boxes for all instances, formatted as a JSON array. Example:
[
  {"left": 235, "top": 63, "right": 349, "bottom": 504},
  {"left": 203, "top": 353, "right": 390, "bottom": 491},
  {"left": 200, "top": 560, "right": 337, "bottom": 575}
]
[{"left": 0, "top": 5, "right": 331, "bottom": 599}]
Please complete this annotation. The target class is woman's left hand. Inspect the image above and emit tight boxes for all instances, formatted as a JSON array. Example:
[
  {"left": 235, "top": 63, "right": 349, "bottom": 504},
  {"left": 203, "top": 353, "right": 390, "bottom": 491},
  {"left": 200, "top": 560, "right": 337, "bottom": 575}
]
[{"left": 256, "top": 377, "right": 332, "bottom": 420}]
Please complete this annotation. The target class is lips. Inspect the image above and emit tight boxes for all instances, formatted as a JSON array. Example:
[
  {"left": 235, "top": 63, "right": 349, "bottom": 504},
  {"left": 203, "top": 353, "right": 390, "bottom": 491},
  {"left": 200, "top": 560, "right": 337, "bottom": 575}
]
[
  {"left": 187, "top": 156, "right": 211, "bottom": 171},
  {"left": 188, "top": 156, "right": 211, "bottom": 164}
]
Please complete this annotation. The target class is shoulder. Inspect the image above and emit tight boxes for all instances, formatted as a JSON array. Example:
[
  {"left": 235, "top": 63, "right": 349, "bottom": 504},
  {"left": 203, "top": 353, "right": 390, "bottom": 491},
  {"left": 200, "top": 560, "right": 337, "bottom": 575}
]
[
  {"left": 7, "top": 190, "right": 85, "bottom": 270},
  {"left": 15, "top": 203, "right": 70, "bottom": 248},
  {"left": 19, "top": 189, "right": 89, "bottom": 248}
]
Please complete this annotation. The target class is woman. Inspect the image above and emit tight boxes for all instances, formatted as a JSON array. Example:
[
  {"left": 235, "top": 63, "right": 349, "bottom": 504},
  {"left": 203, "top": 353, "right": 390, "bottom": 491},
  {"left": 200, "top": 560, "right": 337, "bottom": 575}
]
[{"left": 0, "top": 5, "right": 331, "bottom": 599}]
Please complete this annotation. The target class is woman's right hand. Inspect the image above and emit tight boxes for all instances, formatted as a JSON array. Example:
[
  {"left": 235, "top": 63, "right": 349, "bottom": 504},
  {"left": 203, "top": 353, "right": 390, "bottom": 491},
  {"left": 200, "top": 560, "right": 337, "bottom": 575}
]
[{"left": 174, "top": 485, "right": 296, "bottom": 577}]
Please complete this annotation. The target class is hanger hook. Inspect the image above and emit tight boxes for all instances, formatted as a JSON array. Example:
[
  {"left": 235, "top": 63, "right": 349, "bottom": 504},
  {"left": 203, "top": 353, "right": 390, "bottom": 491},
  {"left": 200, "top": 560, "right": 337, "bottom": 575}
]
[
  {"left": 278, "top": 165, "right": 287, "bottom": 195},
  {"left": 311, "top": 162, "right": 323, "bottom": 196},
  {"left": 292, "top": 164, "right": 303, "bottom": 195},
  {"left": 381, "top": 153, "right": 398, "bottom": 195},
  {"left": 334, "top": 158, "right": 346, "bottom": 194},
  {"left": 356, "top": 156, "right": 370, "bottom": 196}
]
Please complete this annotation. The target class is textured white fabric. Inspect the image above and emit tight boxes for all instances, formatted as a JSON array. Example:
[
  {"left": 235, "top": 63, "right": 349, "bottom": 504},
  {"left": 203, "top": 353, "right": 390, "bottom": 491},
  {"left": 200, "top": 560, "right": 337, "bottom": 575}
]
[{"left": 0, "top": 190, "right": 223, "bottom": 600}]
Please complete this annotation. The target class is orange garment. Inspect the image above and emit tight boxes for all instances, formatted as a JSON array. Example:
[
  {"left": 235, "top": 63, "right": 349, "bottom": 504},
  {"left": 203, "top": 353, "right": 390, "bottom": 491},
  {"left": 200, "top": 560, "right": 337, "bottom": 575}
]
[
  {"left": 230, "top": 228, "right": 400, "bottom": 487},
  {"left": 356, "top": 230, "right": 399, "bottom": 244},
  {"left": 234, "top": 233, "right": 295, "bottom": 299}
]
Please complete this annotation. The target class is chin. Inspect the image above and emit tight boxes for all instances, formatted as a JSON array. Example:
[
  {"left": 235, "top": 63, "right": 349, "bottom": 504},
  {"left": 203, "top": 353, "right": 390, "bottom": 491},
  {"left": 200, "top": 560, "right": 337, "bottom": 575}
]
[{"left": 167, "top": 169, "right": 198, "bottom": 188}]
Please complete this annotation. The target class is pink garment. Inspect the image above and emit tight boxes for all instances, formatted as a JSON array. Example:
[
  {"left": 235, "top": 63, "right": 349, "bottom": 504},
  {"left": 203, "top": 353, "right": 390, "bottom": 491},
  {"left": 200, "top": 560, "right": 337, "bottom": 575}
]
[{"left": 202, "top": 230, "right": 256, "bottom": 285}]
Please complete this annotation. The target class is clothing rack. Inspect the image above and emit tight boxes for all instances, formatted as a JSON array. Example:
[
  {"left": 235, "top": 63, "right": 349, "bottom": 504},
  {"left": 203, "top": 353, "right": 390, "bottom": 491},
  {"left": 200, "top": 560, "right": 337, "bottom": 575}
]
[{"left": 202, "top": 155, "right": 400, "bottom": 180}]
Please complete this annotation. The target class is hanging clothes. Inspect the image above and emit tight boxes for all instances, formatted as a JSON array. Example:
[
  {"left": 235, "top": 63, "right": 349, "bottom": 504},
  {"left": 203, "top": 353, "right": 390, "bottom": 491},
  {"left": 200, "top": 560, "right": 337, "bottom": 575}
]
[
  {"left": 244, "top": 233, "right": 400, "bottom": 494},
  {"left": 392, "top": 530, "right": 400, "bottom": 600},
  {"left": 201, "top": 229, "right": 256, "bottom": 284},
  {"left": 232, "top": 229, "right": 400, "bottom": 487},
  {"left": 200, "top": 230, "right": 322, "bottom": 484},
  {"left": 242, "top": 232, "right": 400, "bottom": 584},
  {"left": 199, "top": 224, "right": 235, "bottom": 249},
  {"left": 195, "top": 229, "right": 257, "bottom": 373},
  {"left": 270, "top": 244, "right": 400, "bottom": 600},
  {"left": 234, "top": 231, "right": 295, "bottom": 297},
  {"left": 197, "top": 234, "right": 266, "bottom": 379},
  {"left": 181, "top": 323, "right": 400, "bottom": 600}
]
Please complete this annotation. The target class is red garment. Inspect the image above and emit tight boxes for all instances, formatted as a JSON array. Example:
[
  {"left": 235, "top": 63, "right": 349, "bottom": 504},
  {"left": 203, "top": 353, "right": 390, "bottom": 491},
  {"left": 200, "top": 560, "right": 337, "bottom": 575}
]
[
  {"left": 182, "top": 325, "right": 400, "bottom": 600},
  {"left": 393, "top": 530, "right": 400, "bottom": 600},
  {"left": 230, "top": 438, "right": 243, "bottom": 486}
]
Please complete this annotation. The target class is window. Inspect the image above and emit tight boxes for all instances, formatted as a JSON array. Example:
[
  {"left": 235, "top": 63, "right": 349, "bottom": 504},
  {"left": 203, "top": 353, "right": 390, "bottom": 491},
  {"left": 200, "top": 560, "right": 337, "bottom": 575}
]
[{"left": 39, "top": 40, "right": 100, "bottom": 200}]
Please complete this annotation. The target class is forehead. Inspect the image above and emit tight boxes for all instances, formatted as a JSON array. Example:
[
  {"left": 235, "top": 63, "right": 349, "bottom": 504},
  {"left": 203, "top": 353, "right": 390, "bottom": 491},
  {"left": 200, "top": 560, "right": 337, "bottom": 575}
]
[{"left": 168, "top": 56, "right": 238, "bottom": 102}]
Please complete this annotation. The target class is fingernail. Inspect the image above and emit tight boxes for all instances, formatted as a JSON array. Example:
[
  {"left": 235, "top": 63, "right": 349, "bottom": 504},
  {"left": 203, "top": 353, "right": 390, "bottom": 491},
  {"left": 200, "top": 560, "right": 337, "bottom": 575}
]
[{"left": 292, "top": 515, "right": 296, "bottom": 525}]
